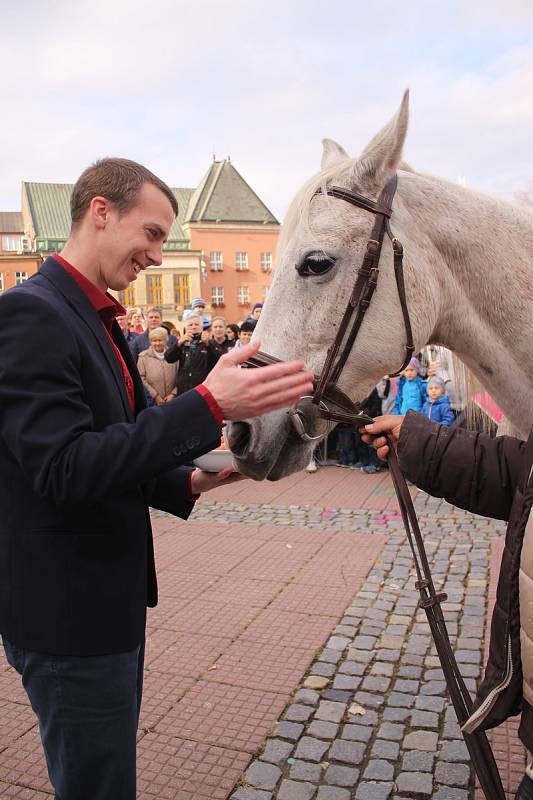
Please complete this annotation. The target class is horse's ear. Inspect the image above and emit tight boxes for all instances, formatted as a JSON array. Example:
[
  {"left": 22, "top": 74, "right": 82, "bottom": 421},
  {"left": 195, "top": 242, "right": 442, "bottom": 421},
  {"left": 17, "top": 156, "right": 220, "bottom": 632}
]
[
  {"left": 356, "top": 90, "right": 409, "bottom": 185},
  {"left": 321, "top": 138, "right": 349, "bottom": 170}
]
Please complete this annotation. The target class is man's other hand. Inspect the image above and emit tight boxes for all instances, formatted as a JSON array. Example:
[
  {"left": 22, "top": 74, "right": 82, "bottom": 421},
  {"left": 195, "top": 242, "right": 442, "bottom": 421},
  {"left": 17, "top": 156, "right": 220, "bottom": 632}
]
[
  {"left": 190, "top": 467, "right": 247, "bottom": 495},
  {"left": 203, "top": 341, "right": 314, "bottom": 421},
  {"left": 360, "top": 414, "right": 405, "bottom": 461}
]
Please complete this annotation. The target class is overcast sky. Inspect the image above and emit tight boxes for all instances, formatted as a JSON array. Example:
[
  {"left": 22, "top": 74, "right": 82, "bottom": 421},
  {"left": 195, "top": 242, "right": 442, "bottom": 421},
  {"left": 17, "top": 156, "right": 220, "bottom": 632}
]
[{"left": 1, "top": 0, "right": 531, "bottom": 220}]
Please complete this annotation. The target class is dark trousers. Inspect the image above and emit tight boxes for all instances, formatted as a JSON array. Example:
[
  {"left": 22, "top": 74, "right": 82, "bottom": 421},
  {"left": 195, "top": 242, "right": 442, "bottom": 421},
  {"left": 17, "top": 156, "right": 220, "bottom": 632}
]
[{"left": 3, "top": 637, "right": 144, "bottom": 800}]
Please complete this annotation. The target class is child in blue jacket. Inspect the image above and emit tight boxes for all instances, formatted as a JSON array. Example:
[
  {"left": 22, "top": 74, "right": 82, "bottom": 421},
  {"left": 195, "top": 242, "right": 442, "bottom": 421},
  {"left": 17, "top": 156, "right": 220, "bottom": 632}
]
[
  {"left": 393, "top": 357, "right": 427, "bottom": 414},
  {"left": 421, "top": 376, "right": 455, "bottom": 425}
]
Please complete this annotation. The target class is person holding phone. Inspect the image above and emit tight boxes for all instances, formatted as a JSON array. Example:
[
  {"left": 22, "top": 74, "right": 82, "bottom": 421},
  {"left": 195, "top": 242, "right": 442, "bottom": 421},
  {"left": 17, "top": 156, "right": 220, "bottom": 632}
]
[{"left": 164, "top": 310, "right": 220, "bottom": 395}]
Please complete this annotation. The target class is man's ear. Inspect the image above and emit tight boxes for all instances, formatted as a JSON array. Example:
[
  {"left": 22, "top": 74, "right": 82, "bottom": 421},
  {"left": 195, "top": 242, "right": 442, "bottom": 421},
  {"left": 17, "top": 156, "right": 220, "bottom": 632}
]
[{"left": 90, "top": 196, "right": 110, "bottom": 230}]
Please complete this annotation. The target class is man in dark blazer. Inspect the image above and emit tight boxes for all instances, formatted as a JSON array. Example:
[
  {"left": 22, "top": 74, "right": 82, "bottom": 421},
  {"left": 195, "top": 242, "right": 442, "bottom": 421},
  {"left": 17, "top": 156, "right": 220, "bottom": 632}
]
[{"left": 0, "top": 157, "right": 313, "bottom": 800}]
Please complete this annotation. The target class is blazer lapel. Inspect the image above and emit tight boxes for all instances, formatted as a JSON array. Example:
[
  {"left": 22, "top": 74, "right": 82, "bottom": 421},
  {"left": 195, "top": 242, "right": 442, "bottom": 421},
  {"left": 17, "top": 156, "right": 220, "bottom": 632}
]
[
  {"left": 38, "top": 258, "right": 134, "bottom": 421},
  {"left": 111, "top": 320, "right": 148, "bottom": 414}
]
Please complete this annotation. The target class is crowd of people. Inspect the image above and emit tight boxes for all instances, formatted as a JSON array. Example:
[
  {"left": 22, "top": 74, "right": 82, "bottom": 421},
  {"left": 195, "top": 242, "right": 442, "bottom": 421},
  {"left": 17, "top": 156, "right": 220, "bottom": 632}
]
[
  {"left": 307, "top": 353, "right": 457, "bottom": 474},
  {"left": 118, "top": 300, "right": 263, "bottom": 406}
]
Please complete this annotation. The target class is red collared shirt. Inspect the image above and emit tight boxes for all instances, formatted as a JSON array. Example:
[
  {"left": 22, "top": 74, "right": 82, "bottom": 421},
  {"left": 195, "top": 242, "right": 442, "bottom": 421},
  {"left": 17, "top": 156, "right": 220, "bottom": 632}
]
[{"left": 52, "top": 253, "right": 136, "bottom": 414}]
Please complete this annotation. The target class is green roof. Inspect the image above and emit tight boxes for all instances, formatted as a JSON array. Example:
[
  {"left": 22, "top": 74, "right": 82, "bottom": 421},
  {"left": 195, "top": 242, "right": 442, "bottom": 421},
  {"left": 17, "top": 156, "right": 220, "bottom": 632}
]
[
  {"left": 186, "top": 160, "right": 278, "bottom": 224},
  {"left": 22, "top": 161, "right": 277, "bottom": 249}
]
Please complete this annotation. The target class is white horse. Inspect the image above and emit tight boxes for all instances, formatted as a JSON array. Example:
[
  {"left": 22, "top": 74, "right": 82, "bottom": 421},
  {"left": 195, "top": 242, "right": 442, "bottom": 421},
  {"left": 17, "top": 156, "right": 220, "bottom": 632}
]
[{"left": 229, "top": 91, "right": 533, "bottom": 480}]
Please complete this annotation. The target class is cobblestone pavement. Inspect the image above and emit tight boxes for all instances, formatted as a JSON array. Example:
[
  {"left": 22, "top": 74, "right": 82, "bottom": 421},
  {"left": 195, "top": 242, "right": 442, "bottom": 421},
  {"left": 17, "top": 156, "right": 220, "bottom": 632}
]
[{"left": 221, "top": 492, "right": 525, "bottom": 800}]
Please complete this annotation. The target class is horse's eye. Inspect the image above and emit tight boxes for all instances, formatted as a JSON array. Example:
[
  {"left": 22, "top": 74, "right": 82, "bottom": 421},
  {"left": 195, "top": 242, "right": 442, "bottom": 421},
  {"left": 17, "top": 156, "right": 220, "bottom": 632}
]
[{"left": 296, "top": 255, "right": 336, "bottom": 277}]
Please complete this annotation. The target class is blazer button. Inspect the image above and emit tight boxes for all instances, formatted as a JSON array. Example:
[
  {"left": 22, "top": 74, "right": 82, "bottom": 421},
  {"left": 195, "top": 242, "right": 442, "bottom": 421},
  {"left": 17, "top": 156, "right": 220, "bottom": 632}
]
[
  {"left": 193, "top": 436, "right": 201, "bottom": 446},
  {"left": 186, "top": 439, "right": 195, "bottom": 450},
  {"left": 173, "top": 446, "right": 183, "bottom": 457}
]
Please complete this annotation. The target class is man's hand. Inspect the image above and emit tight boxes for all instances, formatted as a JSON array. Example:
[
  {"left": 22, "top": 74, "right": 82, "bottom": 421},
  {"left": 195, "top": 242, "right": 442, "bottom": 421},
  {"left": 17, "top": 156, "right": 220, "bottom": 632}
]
[
  {"left": 190, "top": 467, "right": 247, "bottom": 495},
  {"left": 203, "top": 341, "right": 314, "bottom": 421},
  {"left": 360, "top": 414, "right": 405, "bottom": 461}
]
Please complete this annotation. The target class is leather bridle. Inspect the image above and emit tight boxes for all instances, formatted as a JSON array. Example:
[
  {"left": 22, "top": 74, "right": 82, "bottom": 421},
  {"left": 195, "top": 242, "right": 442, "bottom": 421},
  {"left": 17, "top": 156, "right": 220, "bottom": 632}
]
[
  {"left": 246, "top": 173, "right": 414, "bottom": 439},
  {"left": 243, "top": 173, "right": 506, "bottom": 800}
]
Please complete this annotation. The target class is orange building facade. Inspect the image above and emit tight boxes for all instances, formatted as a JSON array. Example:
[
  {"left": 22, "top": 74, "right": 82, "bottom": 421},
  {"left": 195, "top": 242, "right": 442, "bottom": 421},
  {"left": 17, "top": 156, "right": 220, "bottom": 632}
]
[{"left": 186, "top": 223, "right": 278, "bottom": 323}]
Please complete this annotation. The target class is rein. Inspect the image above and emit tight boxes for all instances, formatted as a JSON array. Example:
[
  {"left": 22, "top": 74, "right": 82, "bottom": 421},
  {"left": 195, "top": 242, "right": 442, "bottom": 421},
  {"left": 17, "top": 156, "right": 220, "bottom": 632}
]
[{"left": 244, "top": 174, "right": 506, "bottom": 800}]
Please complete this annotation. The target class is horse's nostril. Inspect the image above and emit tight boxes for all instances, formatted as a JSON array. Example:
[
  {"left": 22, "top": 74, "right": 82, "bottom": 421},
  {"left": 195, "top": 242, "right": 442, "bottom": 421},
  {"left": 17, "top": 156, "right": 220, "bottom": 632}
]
[{"left": 227, "top": 421, "right": 252, "bottom": 457}]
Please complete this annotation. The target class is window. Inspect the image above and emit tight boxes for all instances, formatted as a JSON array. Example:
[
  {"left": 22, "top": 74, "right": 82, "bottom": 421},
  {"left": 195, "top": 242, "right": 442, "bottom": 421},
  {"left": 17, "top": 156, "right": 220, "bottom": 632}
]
[
  {"left": 173, "top": 274, "right": 190, "bottom": 307},
  {"left": 146, "top": 274, "right": 163, "bottom": 306},
  {"left": 235, "top": 252, "right": 248, "bottom": 271},
  {"left": 237, "top": 286, "right": 250, "bottom": 305},
  {"left": 2, "top": 235, "right": 23, "bottom": 252},
  {"left": 15, "top": 271, "right": 28, "bottom": 285},
  {"left": 0, "top": 273, "right": 4, "bottom": 292},
  {"left": 118, "top": 285, "right": 136, "bottom": 307},
  {"left": 211, "top": 287, "right": 224, "bottom": 306},
  {"left": 209, "top": 251, "right": 223, "bottom": 271},
  {"left": 262, "top": 285, "right": 270, "bottom": 300},
  {"left": 260, "top": 252, "right": 272, "bottom": 272}
]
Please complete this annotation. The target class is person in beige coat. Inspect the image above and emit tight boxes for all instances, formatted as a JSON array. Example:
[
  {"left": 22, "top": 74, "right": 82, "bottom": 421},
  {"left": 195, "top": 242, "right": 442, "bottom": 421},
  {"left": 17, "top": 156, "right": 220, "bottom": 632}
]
[{"left": 137, "top": 327, "right": 178, "bottom": 405}]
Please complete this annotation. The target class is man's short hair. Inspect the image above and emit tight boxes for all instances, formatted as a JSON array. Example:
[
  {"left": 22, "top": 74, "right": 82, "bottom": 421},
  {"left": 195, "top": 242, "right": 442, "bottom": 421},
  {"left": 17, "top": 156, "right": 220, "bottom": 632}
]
[
  {"left": 70, "top": 158, "right": 178, "bottom": 230},
  {"left": 240, "top": 321, "right": 255, "bottom": 334},
  {"left": 146, "top": 307, "right": 162, "bottom": 318}
]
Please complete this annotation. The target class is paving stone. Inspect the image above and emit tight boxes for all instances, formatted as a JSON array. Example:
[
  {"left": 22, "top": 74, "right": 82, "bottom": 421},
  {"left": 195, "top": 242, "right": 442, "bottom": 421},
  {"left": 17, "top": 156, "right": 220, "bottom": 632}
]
[
  {"left": 410, "top": 710, "right": 439, "bottom": 728},
  {"left": 329, "top": 739, "right": 366, "bottom": 765},
  {"left": 333, "top": 675, "right": 360, "bottom": 691},
  {"left": 442, "top": 720, "right": 462, "bottom": 739},
  {"left": 278, "top": 779, "right": 316, "bottom": 800},
  {"left": 415, "top": 695, "right": 444, "bottom": 712},
  {"left": 439, "top": 739, "right": 470, "bottom": 761},
  {"left": 370, "top": 662, "right": 394, "bottom": 677},
  {"left": 262, "top": 739, "right": 294, "bottom": 765},
  {"left": 316, "top": 787, "right": 351, "bottom": 800},
  {"left": 324, "top": 764, "right": 360, "bottom": 787},
  {"left": 321, "top": 648, "right": 344, "bottom": 664},
  {"left": 341, "top": 723, "right": 372, "bottom": 743},
  {"left": 338, "top": 661, "right": 366, "bottom": 676},
  {"left": 420, "top": 680, "right": 447, "bottom": 696},
  {"left": 316, "top": 701, "right": 347, "bottom": 723},
  {"left": 294, "top": 736, "right": 329, "bottom": 762},
  {"left": 245, "top": 761, "right": 282, "bottom": 790},
  {"left": 403, "top": 731, "right": 438, "bottom": 751},
  {"left": 289, "top": 760, "right": 321, "bottom": 782},
  {"left": 396, "top": 771, "right": 433, "bottom": 795},
  {"left": 375, "top": 649, "right": 401, "bottom": 662},
  {"left": 371, "top": 739, "right": 400, "bottom": 760},
  {"left": 434, "top": 761, "right": 470, "bottom": 787},
  {"left": 350, "top": 708, "right": 378, "bottom": 726},
  {"left": 324, "top": 689, "right": 352, "bottom": 703},
  {"left": 432, "top": 789, "right": 468, "bottom": 800},
  {"left": 361, "top": 676, "right": 391, "bottom": 692},
  {"left": 401, "top": 750, "right": 435, "bottom": 771},
  {"left": 355, "top": 782, "right": 394, "bottom": 800},
  {"left": 285, "top": 704, "right": 314, "bottom": 722},
  {"left": 387, "top": 692, "right": 414, "bottom": 708},
  {"left": 363, "top": 760, "right": 395, "bottom": 781},
  {"left": 352, "top": 635, "right": 378, "bottom": 650},
  {"left": 276, "top": 721, "right": 304, "bottom": 741},
  {"left": 295, "top": 689, "right": 320, "bottom": 705},
  {"left": 382, "top": 707, "right": 410, "bottom": 722},
  {"left": 232, "top": 789, "right": 273, "bottom": 800},
  {"left": 377, "top": 722, "right": 405, "bottom": 741},
  {"left": 327, "top": 636, "right": 351, "bottom": 652},
  {"left": 311, "top": 663, "right": 336, "bottom": 677},
  {"left": 308, "top": 720, "right": 339, "bottom": 739},
  {"left": 353, "top": 691, "right": 384, "bottom": 708}
]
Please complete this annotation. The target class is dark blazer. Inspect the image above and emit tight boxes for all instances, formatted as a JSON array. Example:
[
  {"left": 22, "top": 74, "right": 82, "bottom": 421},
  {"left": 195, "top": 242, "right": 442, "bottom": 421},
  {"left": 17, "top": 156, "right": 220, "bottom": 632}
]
[{"left": 0, "top": 258, "right": 221, "bottom": 656}]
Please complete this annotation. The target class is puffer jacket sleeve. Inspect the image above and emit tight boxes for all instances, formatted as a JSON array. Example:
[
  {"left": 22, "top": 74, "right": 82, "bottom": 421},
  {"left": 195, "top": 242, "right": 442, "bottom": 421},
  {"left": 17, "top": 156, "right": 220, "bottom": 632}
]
[{"left": 398, "top": 410, "right": 527, "bottom": 521}]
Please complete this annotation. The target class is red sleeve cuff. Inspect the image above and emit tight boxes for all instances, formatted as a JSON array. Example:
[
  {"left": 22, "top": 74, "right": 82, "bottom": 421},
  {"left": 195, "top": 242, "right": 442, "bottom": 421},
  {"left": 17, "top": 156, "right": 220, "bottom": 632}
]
[
  {"left": 186, "top": 470, "right": 200, "bottom": 502},
  {"left": 195, "top": 384, "right": 224, "bottom": 427}
]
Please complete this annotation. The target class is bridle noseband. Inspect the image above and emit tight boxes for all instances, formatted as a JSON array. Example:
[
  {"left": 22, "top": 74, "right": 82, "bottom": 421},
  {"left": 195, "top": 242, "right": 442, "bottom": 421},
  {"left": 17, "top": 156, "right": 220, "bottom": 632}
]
[{"left": 246, "top": 172, "right": 415, "bottom": 438}]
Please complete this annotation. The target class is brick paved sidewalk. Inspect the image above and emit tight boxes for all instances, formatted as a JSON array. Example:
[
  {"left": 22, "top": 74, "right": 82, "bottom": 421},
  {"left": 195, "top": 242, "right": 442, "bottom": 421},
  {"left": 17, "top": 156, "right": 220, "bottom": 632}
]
[{"left": 0, "top": 467, "right": 527, "bottom": 799}]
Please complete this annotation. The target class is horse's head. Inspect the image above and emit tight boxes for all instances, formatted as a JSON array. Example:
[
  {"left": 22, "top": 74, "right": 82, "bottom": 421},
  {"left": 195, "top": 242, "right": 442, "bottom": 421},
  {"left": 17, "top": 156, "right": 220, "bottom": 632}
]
[{"left": 229, "top": 91, "right": 440, "bottom": 479}]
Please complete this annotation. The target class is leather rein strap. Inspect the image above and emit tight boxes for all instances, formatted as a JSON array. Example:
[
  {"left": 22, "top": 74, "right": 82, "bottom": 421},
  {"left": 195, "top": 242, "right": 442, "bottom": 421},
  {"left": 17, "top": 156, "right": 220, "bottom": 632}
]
[{"left": 244, "top": 173, "right": 506, "bottom": 799}]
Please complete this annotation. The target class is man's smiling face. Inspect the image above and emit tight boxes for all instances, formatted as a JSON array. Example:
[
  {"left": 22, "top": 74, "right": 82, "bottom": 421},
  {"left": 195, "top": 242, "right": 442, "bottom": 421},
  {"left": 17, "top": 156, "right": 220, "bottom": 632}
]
[{"left": 98, "top": 182, "right": 174, "bottom": 292}]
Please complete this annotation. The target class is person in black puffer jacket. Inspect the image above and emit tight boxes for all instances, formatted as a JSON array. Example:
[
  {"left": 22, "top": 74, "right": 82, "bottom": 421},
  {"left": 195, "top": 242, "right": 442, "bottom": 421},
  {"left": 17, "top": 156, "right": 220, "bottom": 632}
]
[{"left": 164, "top": 312, "right": 220, "bottom": 395}]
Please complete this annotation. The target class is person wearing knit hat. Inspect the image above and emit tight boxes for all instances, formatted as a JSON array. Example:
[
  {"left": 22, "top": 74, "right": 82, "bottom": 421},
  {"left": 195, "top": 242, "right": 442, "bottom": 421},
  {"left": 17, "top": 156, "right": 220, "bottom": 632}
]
[
  {"left": 245, "top": 302, "right": 263, "bottom": 328},
  {"left": 190, "top": 298, "right": 209, "bottom": 328},
  {"left": 421, "top": 376, "right": 455, "bottom": 425},
  {"left": 393, "top": 357, "right": 427, "bottom": 415}
]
